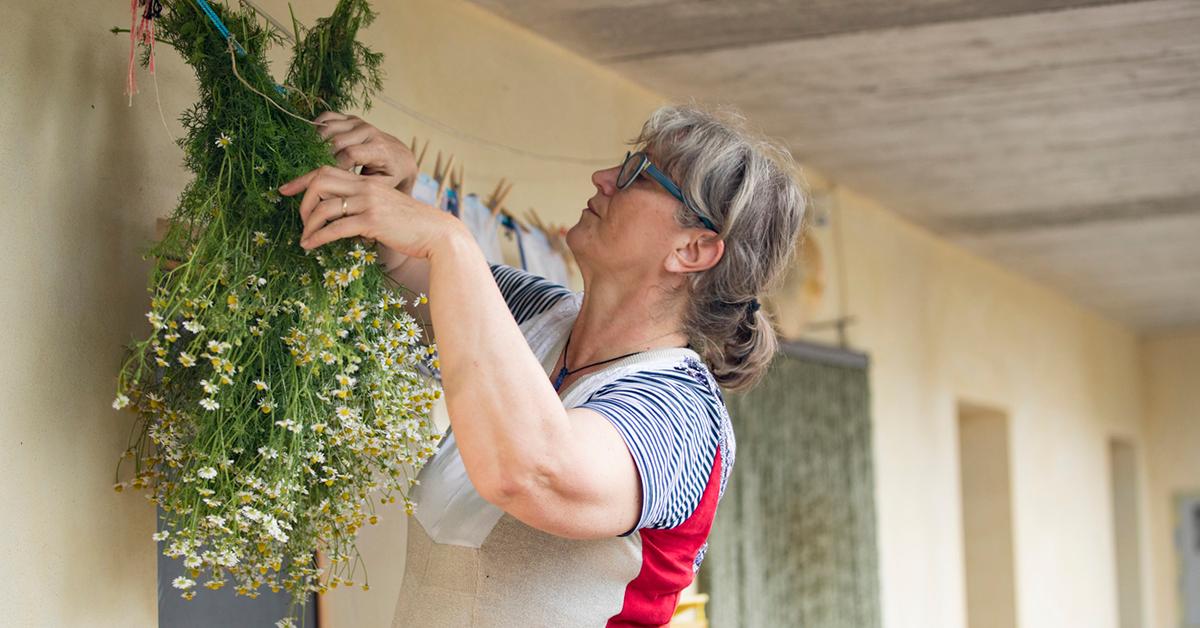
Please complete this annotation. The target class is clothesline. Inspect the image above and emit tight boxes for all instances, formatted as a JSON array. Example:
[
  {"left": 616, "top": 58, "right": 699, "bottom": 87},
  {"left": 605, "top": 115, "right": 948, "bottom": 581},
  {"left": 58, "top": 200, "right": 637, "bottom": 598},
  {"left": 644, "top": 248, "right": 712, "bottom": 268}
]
[{"left": 409, "top": 156, "right": 574, "bottom": 286}]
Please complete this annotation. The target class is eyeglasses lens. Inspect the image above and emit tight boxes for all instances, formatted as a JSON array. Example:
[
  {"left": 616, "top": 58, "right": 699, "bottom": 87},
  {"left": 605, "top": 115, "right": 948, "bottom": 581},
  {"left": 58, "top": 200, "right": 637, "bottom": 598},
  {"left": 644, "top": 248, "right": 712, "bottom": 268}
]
[{"left": 617, "top": 152, "right": 643, "bottom": 189}]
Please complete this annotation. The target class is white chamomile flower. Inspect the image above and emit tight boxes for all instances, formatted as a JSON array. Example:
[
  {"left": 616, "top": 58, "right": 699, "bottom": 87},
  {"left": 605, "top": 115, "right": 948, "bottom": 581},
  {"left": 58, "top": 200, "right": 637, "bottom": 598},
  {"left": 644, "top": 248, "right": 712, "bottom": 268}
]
[
  {"left": 178, "top": 352, "right": 196, "bottom": 368},
  {"left": 253, "top": 231, "right": 270, "bottom": 246},
  {"left": 216, "top": 550, "right": 238, "bottom": 567},
  {"left": 112, "top": 394, "right": 130, "bottom": 410},
  {"left": 200, "top": 379, "right": 218, "bottom": 395},
  {"left": 197, "top": 466, "right": 217, "bottom": 480},
  {"left": 152, "top": 531, "right": 169, "bottom": 542},
  {"left": 183, "top": 319, "right": 204, "bottom": 334},
  {"left": 215, "top": 132, "right": 233, "bottom": 149},
  {"left": 146, "top": 311, "right": 165, "bottom": 330},
  {"left": 253, "top": 379, "right": 269, "bottom": 391},
  {"left": 276, "top": 617, "right": 297, "bottom": 628},
  {"left": 263, "top": 516, "right": 289, "bottom": 543},
  {"left": 184, "top": 555, "right": 202, "bottom": 569},
  {"left": 199, "top": 398, "right": 220, "bottom": 411},
  {"left": 207, "top": 340, "right": 226, "bottom": 354},
  {"left": 258, "top": 399, "right": 275, "bottom": 415},
  {"left": 172, "top": 576, "right": 196, "bottom": 590},
  {"left": 205, "top": 515, "right": 226, "bottom": 528}
]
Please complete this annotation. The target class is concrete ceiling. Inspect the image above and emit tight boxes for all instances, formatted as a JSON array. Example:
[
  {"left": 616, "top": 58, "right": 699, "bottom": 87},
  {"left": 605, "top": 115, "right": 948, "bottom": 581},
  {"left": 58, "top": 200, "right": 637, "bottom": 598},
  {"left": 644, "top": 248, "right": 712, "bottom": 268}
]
[{"left": 468, "top": 0, "right": 1200, "bottom": 331}]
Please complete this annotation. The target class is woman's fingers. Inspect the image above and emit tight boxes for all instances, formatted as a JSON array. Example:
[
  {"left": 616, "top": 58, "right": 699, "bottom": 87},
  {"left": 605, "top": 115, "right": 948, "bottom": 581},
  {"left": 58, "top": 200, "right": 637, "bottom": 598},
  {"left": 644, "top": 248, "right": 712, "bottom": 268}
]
[
  {"left": 328, "top": 123, "right": 374, "bottom": 154},
  {"left": 313, "top": 111, "right": 354, "bottom": 139},
  {"left": 334, "top": 141, "right": 389, "bottom": 172},
  {"left": 281, "top": 166, "right": 363, "bottom": 222},
  {"left": 301, "top": 213, "right": 367, "bottom": 250},
  {"left": 278, "top": 168, "right": 321, "bottom": 197},
  {"left": 302, "top": 198, "right": 350, "bottom": 244}
]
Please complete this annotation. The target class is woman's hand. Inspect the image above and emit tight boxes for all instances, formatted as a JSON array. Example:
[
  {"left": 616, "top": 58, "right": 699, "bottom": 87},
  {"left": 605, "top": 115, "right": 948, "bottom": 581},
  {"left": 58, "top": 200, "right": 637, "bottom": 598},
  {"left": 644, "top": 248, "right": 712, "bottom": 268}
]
[
  {"left": 315, "top": 111, "right": 418, "bottom": 195},
  {"left": 278, "top": 166, "right": 460, "bottom": 259}
]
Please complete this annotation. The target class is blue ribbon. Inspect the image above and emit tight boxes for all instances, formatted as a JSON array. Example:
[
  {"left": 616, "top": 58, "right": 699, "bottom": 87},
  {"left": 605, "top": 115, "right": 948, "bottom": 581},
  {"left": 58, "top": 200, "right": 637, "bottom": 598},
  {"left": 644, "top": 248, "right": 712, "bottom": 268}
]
[
  {"left": 194, "top": 0, "right": 290, "bottom": 95},
  {"left": 194, "top": 0, "right": 247, "bottom": 56}
]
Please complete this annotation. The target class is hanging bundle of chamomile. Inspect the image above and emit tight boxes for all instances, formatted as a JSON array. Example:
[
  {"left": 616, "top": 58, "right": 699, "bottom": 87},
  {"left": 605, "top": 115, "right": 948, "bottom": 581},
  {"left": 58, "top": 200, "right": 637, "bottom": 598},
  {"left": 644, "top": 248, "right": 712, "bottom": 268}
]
[{"left": 112, "top": 1, "right": 441, "bottom": 620}]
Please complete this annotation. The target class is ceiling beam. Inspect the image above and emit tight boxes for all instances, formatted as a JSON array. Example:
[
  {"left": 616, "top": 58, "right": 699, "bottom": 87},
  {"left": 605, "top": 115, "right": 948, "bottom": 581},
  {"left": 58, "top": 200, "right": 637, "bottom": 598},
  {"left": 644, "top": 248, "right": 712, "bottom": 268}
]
[
  {"left": 472, "top": 0, "right": 1153, "bottom": 63},
  {"left": 934, "top": 193, "right": 1200, "bottom": 235}
]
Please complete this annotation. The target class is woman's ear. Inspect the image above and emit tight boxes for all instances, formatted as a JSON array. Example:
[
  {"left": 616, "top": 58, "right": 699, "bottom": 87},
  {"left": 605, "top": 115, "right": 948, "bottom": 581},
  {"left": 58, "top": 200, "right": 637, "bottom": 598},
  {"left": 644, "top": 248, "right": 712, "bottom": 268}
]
[{"left": 666, "top": 232, "right": 725, "bottom": 274}]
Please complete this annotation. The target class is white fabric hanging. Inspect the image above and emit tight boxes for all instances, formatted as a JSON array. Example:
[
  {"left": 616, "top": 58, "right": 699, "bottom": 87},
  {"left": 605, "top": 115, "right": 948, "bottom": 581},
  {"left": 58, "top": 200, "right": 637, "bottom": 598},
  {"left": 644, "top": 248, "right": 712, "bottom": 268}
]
[
  {"left": 410, "top": 172, "right": 440, "bottom": 207},
  {"left": 521, "top": 226, "right": 571, "bottom": 286},
  {"left": 459, "top": 193, "right": 506, "bottom": 265}
]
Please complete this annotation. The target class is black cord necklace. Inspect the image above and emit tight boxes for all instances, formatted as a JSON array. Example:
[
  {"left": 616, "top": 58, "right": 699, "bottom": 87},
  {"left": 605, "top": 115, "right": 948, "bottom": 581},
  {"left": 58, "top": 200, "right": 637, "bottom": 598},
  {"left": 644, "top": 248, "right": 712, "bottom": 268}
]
[{"left": 551, "top": 332, "right": 647, "bottom": 392}]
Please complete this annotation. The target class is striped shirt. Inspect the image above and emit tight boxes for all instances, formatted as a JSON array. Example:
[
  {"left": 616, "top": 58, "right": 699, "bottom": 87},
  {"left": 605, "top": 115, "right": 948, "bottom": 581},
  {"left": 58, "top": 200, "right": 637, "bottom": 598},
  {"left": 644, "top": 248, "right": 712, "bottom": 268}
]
[{"left": 490, "top": 263, "right": 735, "bottom": 567}]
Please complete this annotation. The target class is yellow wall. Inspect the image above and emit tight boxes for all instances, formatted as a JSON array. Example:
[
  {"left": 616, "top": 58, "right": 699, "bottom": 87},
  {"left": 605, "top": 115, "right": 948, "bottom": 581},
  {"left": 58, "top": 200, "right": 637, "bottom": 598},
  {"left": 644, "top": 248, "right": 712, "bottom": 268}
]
[
  {"left": 1, "top": 1, "right": 1189, "bottom": 628},
  {"left": 794, "top": 185, "right": 1149, "bottom": 628},
  {"left": 1143, "top": 328, "right": 1200, "bottom": 628}
]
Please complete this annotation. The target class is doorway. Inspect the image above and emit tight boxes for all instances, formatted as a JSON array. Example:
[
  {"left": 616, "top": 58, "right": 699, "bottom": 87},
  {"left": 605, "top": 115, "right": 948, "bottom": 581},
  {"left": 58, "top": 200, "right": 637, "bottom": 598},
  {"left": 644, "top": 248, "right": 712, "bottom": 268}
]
[{"left": 957, "top": 403, "right": 1017, "bottom": 628}]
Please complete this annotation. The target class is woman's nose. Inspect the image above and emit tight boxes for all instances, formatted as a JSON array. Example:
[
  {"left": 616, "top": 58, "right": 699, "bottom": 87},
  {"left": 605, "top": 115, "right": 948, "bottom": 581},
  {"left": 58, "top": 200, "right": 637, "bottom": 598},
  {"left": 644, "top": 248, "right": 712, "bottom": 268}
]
[{"left": 592, "top": 166, "right": 619, "bottom": 195}]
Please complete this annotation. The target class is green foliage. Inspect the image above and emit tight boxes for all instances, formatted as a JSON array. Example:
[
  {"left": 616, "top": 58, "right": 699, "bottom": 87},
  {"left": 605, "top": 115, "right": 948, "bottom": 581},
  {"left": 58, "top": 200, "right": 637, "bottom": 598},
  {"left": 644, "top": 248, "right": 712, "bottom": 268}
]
[{"left": 113, "top": 1, "right": 439, "bottom": 617}]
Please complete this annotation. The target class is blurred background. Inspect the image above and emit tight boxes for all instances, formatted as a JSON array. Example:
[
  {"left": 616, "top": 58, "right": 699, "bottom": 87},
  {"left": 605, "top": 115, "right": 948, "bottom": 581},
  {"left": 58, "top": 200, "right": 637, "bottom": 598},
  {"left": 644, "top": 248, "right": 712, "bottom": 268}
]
[{"left": 1, "top": 1, "right": 1196, "bottom": 627}]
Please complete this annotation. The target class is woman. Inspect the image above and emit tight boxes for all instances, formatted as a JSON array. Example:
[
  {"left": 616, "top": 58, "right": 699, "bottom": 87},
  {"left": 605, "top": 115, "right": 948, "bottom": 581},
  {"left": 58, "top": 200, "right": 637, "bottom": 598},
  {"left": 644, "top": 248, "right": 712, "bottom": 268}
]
[{"left": 279, "top": 104, "right": 806, "bottom": 627}]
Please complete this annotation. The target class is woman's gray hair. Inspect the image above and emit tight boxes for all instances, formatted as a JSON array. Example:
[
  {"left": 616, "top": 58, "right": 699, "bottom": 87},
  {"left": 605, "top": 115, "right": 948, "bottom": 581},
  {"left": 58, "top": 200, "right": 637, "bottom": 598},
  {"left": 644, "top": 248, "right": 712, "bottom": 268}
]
[{"left": 634, "top": 103, "right": 807, "bottom": 391}]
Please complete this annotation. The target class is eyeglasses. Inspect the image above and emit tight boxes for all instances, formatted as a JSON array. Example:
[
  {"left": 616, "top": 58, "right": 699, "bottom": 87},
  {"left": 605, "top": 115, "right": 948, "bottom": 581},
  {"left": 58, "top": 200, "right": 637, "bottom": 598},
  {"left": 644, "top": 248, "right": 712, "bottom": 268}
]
[{"left": 616, "top": 151, "right": 717, "bottom": 231}]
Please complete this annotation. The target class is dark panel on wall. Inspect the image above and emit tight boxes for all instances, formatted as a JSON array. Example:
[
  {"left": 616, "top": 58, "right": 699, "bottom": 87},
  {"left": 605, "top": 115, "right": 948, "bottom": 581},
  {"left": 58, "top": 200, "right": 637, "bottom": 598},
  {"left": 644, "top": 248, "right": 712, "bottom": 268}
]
[{"left": 700, "top": 350, "right": 880, "bottom": 627}]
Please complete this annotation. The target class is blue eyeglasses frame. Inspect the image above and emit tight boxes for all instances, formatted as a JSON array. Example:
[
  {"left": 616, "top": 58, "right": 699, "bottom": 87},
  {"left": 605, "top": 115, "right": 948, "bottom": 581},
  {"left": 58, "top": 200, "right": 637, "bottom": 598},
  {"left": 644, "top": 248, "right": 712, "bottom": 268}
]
[{"left": 617, "top": 151, "right": 717, "bottom": 232}]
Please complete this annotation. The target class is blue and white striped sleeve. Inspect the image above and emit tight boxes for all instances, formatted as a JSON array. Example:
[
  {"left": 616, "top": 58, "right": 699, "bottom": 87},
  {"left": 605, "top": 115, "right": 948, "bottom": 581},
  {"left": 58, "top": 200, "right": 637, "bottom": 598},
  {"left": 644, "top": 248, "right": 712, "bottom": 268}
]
[
  {"left": 490, "top": 264, "right": 573, "bottom": 325},
  {"left": 578, "top": 369, "right": 723, "bottom": 532}
]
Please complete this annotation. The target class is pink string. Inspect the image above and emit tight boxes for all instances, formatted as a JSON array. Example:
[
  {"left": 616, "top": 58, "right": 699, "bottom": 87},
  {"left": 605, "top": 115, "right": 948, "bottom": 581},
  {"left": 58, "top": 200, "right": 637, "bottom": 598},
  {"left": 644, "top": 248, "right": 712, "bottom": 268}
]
[{"left": 126, "top": 0, "right": 160, "bottom": 106}]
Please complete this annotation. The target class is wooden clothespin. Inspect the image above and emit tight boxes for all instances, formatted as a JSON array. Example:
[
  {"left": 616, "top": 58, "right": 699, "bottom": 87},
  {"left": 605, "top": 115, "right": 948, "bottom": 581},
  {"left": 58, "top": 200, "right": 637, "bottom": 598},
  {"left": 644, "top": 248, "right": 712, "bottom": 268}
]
[
  {"left": 451, "top": 164, "right": 464, "bottom": 196},
  {"left": 435, "top": 154, "right": 456, "bottom": 200},
  {"left": 488, "top": 179, "right": 513, "bottom": 217},
  {"left": 524, "top": 208, "right": 548, "bottom": 234},
  {"left": 413, "top": 138, "right": 430, "bottom": 170}
]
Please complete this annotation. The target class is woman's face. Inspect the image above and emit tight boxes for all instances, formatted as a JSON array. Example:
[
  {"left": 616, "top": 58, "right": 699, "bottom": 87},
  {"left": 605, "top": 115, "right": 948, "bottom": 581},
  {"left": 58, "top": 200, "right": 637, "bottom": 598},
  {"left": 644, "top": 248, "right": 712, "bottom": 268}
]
[{"left": 566, "top": 159, "right": 692, "bottom": 286}]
